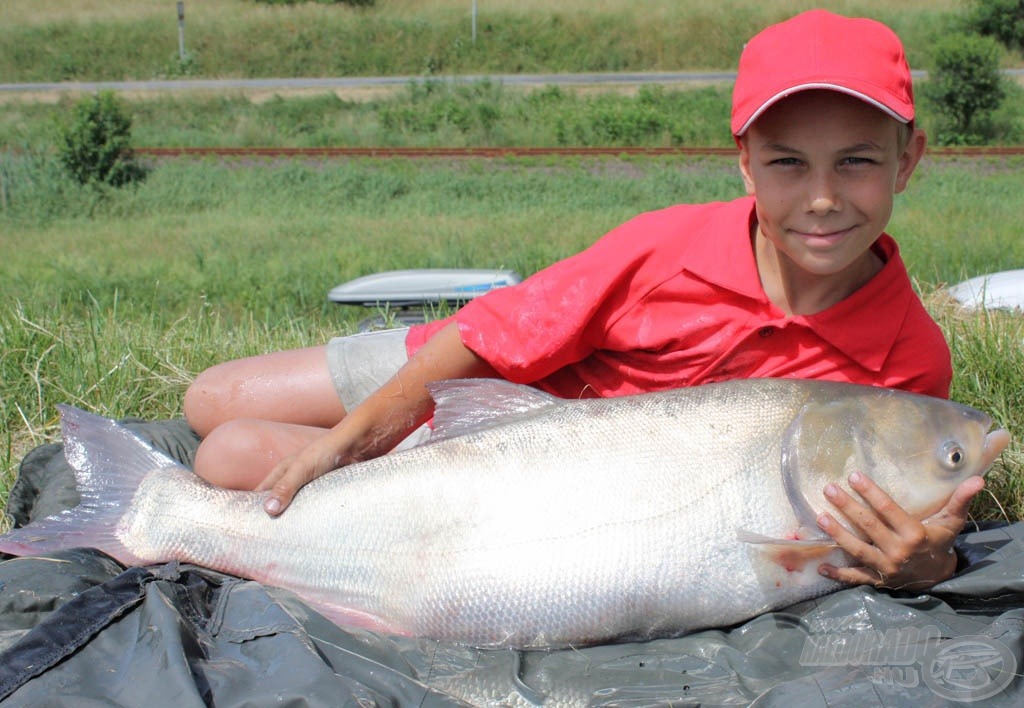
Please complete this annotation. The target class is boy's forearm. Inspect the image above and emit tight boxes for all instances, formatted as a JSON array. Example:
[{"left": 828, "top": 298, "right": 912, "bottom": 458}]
[{"left": 333, "top": 321, "right": 495, "bottom": 464}]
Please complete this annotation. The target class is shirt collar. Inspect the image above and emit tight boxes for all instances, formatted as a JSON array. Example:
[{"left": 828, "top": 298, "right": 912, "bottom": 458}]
[
  {"left": 681, "top": 196, "right": 764, "bottom": 299},
  {"left": 681, "top": 196, "right": 911, "bottom": 372},
  {"left": 805, "top": 237, "right": 910, "bottom": 372}
]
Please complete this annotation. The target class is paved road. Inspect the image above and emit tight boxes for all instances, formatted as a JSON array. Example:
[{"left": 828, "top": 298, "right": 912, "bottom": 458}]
[
  {"left": 4, "top": 67, "right": 1024, "bottom": 95},
  {"left": 4, "top": 69, "right": 1023, "bottom": 95},
  {"left": 0, "top": 71, "right": 743, "bottom": 94}
]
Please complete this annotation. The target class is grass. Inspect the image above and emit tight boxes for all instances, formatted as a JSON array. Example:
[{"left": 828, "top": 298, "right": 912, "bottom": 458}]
[
  {"left": 0, "top": 83, "right": 741, "bottom": 149},
  {"left": 3, "top": 79, "right": 1023, "bottom": 154},
  {"left": 0, "top": 0, "right": 1004, "bottom": 83},
  {"left": 1, "top": 152, "right": 1023, "bottom": 525},
  {"left": 1, "top": 0, "right": 1022, "bottom": 533},
  {"left": 3, "top": 0, "right": 1024, "bottom": 155}
]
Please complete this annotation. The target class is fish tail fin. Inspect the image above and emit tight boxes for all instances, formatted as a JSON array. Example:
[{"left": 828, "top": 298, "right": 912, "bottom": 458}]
[{"left": 0, "top": 405, "right": 180, "bottom": 565}]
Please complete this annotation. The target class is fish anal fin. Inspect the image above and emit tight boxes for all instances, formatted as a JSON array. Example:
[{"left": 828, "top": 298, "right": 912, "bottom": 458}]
[{"left": 301, "top": 599, "right": 411, "bottom": 638}]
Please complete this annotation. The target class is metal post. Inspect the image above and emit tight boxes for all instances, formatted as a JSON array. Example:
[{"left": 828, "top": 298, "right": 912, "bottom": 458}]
[
  {"left": 471, "top": 0, "right": 477, "bottom": 44},
  {"left": 177, "top": 2, "right": 186, "bottom": 61}
]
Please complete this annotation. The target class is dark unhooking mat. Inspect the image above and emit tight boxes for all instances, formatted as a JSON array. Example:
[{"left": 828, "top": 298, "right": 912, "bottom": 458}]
[{"left": 1, "top": 419, "right": 1023, "bottom": 706}]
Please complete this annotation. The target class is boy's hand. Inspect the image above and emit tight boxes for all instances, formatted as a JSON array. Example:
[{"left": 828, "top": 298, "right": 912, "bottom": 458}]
[
  {"left": 815, "top": 471, "right": 985, "bottom": 591},
  {"left": 252, "top": 322, "right": 490, "bottom": 517},
  {"left": 256, "top": 441, "right": 342, "bottom": 516}
]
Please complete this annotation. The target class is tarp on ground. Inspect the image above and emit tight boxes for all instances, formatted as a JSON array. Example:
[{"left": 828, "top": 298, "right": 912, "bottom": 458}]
[{"left": 1, "top": 418, "right": 1021, "bottom": 707}]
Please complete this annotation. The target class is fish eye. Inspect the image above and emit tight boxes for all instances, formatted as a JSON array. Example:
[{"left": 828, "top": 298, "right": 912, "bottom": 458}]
[{"left": 940, "top": 442, "right": 966, "bottom": 470}]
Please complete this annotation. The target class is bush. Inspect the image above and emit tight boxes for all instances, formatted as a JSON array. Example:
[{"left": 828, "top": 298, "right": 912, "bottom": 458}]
[
  {"left": 923, "top": 33, "right": 1006, "bottom": 146},
  {"left": 378, "top": 79, "right": 505, "bottom": 137},
  {"left": 966, "top": 0, "right": 1024, "bottom": 53},
  {"left": 56, "top": 91, "right": 145, "bottom": 187}
]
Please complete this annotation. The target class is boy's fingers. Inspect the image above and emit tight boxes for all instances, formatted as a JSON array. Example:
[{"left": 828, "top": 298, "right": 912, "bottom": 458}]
[
  {"left": 256, "top": 459, "right": 300, "bottom": 515},
  {"left": 263, "top": 484, "right": 295, "bottom": 516},
  {"left": 819, "top": 562, "right": 884, "bottom": 587},
  {"left": 259, "top": 457, "right": 332, "bottom": 516},
  {"left": 819, "top": 476, "right": 987, "bottom": 590},
  {"left": 262, "top": 468, "right": 305, "bottom": 516},
  {"left": 934, "top": 476, "right": 985, "bottom": 526},
  {"left": 843, "top": 471, "right": 912, "bottom": 529},
  {"left": 817, "top": 510, "right": 887, "bottom": 568},
  {"left": 255, "top": 468, "right": 284, "bottom": 493},
  {"left": 821, "top": 476, "right": 898, "bottom": 547}
]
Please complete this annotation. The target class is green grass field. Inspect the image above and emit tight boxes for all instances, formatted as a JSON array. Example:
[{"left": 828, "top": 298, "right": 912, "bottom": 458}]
[
  {"left": 0, "top": 0, "right": 984, "bottom": 82},
  {"left": 1, "top": 152, "right": 1023, "bottom": 523},
  {"left": 2, "top": 1, "right": 1023, "bottom": 528},
  {"left": 3, "top": 0, "right": 1024, "bottom": 150}
]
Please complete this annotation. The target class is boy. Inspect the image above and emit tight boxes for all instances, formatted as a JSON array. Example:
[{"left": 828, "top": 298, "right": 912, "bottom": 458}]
[{"left": 184, "top": 10, "right": 984, "bottom": 590}]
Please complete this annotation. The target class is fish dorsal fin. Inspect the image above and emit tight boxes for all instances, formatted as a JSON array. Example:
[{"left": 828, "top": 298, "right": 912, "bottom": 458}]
[
  {"left": 780, "top": 397, "right": 873, "bottom": 530},
  {"left": 426, "top": 378, "right": 560, "bottom": 442}
]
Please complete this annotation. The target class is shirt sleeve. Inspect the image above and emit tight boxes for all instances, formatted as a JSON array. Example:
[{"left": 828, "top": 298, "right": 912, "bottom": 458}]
[
  {"left": 442, "top": 209, "right": 681, "bottom": 384},
  {"left": 882, "top": 301, "right": 953, "bottom": 399}
]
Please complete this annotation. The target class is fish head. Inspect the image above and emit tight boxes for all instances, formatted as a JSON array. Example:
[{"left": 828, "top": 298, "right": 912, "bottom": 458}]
[
  {"left": 859, "top": 393, "right": 1010, "bottom": 517},
  {"left": 783, "top": 386, "right": 1010, "bottom": 528}
]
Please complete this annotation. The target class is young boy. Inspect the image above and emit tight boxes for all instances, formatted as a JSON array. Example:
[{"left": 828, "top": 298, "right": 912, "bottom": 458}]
[{"left": 184, "top": 10, "right": 984, "bottom": 591}]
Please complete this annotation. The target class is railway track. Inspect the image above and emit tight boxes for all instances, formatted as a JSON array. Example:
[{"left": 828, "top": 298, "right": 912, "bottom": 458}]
[{"left": 134, "top": 145, "right": 1024, "bottom": 159}]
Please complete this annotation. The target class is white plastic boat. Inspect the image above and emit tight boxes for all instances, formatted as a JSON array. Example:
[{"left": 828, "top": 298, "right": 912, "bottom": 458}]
[
  {"left": 947, "top": 269, "right": 1024, "bottom": 311},
  {"left": 328, "top": 268, "right": 523, "bottom": 331},
  {"left": 328, "top": 268, "right": 522, "bottom": 307}
]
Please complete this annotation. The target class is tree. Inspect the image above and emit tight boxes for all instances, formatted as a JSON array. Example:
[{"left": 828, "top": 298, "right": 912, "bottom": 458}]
[
  {"left": 923, "top": 33, "right": 1005, "bottom": 146},
  {"left": 967, "top": 0, "right": 1024, "bottom": 54}
]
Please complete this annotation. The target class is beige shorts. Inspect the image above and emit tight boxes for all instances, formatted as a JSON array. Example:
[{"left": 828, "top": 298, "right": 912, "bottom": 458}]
[{"left": 325, "top": 327, "right": 432, "bottom": 450}]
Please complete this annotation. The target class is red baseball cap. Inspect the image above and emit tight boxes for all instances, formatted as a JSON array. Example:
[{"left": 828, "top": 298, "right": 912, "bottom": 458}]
[{"left": 731, "top": 10, "right": 915, "bottom": 136}]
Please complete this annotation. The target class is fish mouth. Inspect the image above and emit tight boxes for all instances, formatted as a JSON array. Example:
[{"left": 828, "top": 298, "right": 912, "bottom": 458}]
[{"left": 981, "top": 428, "right": 1011, "bottom": 472}]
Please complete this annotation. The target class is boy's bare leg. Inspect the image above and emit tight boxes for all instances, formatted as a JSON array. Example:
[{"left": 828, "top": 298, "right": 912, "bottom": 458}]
[
  {"left": 184, "top": 345, "right": 346, "bottom": 489},
  {"left": 193, "top": 418, "right": 329, "bottom": 490},
  {"left": 184, "top": 345, "right": 346, "bottom": 436}
]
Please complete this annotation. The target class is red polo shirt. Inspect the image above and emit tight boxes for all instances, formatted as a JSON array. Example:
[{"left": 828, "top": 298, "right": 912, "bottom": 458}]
[{"left": 406, "top": 196, "right": 951, "bottom": 399}]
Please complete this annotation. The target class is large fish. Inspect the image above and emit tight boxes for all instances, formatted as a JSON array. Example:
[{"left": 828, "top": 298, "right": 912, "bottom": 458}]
[{"left": 0, "top": 379, "right": 1010, "bottom": 649}]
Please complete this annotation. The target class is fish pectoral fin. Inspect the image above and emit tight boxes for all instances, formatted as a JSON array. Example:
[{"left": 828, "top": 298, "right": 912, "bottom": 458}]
[
  {"left": 737, "top": 528, "right": 840, "bottom": 573},
  {"left": 736, "top": 528, "right": 835, "bottom": 547}
]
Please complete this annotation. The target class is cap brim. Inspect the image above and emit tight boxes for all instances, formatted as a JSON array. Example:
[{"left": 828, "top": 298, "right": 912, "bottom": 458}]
[{"left": 733, "top": 83, "right": 913, "bottom": 136}]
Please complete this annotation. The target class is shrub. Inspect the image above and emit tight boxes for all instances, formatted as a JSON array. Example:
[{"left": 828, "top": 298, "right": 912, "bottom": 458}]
[
  {"left": 922, "top": 33, "right": 1006, "bottom": 146},
  {"left": 379, "top": 80, "right": 503, "bottom": 137},
  {"left": 56, "top": 91, "right": 145, "bottom": 187},
  {"left": 966, "top": 0, "right": 1024, "bottom": 53}
]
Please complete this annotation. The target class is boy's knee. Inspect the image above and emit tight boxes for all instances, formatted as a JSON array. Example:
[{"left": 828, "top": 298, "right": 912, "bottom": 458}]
[
  {"left": 192, "top": 419, "right": 268, "bottom": 490},
  {"left": 183, "top": 364, "right": 233, "bottom": 436}
]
